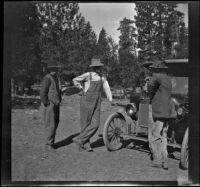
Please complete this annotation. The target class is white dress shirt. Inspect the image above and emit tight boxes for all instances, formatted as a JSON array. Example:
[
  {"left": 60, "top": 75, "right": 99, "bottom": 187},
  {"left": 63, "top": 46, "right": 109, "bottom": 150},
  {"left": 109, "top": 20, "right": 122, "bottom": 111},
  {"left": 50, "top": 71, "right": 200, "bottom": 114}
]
[{"left": 73, "top": 72, "right": 112, "bottom": 102}]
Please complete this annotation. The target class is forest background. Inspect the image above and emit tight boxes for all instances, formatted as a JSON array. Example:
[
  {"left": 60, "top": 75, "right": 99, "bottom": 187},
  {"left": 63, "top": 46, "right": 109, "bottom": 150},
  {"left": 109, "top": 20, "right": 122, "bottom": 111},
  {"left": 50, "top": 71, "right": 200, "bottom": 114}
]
[{"left": 4, "top": 2, "right": 188, "bottom": 95}]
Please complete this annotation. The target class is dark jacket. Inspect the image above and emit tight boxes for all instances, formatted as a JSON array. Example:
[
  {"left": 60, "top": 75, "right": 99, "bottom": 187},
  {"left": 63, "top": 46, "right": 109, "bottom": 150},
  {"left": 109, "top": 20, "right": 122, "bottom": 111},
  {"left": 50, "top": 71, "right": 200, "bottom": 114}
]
[
  {"left": 40, "top": 73, "right": 61, "bottom": 106},
  {"left": 147, "top": 73, "right": 177, "bottom": 119}
]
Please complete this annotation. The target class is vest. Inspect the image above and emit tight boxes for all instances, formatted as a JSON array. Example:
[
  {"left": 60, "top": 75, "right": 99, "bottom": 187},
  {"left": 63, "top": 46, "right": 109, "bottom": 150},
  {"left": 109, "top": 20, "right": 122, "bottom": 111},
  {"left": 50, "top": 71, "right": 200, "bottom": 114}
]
[{"left": 46, "top": 74, "right": 61, "bottom": 105}]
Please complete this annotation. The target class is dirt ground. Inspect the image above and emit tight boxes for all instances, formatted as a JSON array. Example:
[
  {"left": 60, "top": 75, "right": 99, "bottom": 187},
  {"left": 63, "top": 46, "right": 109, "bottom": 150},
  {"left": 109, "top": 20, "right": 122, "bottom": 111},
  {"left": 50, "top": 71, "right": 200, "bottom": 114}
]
[{"left": 11, "top": 95, "right": 189, "bottom": 184}]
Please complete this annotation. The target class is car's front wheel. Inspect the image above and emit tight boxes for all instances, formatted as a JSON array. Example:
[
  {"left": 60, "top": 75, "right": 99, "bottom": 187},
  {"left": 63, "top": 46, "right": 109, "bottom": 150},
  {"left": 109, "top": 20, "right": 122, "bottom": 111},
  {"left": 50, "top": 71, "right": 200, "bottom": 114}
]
[{"left": 103, "top": 113, "right": 126, "bottom": 151}]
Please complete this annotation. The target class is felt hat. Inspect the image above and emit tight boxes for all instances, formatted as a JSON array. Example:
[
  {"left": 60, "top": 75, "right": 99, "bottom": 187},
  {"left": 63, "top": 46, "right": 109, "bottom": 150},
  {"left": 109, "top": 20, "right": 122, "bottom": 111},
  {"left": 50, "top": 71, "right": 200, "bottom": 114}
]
[
  {"left": 47, "top": 61, "right": 62, "bottom": 68},
  {"left": 142, "top": 61, "right": 154, "bottom": 68},
  {"left": 149, "top": 60, "right": 168, "bottom": 69},
  {"left": 89, "top": 58, "right": 104, "bottom": 67},
  {"left": 144, "top": 76, "right": 150, "bottom": 82}
]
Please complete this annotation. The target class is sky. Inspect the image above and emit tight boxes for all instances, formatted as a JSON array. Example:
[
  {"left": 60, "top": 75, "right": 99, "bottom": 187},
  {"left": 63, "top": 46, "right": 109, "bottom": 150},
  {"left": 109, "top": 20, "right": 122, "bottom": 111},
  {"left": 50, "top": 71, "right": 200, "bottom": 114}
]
[{"left": 79, "top": 3, "right": 188, "bottom": 43}]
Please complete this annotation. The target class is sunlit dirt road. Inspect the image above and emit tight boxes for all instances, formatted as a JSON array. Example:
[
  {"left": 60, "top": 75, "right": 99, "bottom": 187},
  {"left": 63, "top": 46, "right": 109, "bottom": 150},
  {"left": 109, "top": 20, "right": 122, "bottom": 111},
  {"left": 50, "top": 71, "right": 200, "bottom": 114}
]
[{"left": 11, "top": 95, "right": 188, "bottom": 184}]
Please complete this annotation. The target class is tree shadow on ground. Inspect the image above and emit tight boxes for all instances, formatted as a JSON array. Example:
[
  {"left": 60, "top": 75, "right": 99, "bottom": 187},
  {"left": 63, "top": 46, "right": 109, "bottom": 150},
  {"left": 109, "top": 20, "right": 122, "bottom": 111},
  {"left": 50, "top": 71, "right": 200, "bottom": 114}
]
[
  {"left": 54, "top": 133, "right": 80, "bottom": 149},
  {"left": 91, "top": 137, "right": 179, "bottom": 160},
  {"left": 123, "top": 139, "right": 180, "bottom": 161},
  {"left": 123, "top": 139, "right": 150, "bottom": 152},
  {"left": 90, "top": 137, "right": 150, "bottom": 150}
]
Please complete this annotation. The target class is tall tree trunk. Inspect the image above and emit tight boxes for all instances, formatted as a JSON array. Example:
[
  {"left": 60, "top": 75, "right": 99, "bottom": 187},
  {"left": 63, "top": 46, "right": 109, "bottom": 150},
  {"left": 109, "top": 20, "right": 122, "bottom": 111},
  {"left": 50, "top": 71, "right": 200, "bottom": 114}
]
[{"left": 158, "top": 5, "right": 164, "bottom": 51}]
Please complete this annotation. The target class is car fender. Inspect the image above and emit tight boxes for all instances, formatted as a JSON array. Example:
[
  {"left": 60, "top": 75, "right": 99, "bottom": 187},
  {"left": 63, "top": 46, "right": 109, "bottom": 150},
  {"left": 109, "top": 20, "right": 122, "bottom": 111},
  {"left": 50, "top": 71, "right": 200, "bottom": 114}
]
[{"left": 116, "top": 108, "right": 136, "bottom": 130}]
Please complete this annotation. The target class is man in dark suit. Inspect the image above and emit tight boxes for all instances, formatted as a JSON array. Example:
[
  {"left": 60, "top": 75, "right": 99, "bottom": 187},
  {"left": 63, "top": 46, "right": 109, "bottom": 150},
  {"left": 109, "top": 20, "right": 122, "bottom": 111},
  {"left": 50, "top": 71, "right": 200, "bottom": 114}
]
[
  {"left": 147, "top": 60, "right": 177, "bottom": 169},
  {"left": 40, "top": 62, "right": 62, "bottom": 156}
]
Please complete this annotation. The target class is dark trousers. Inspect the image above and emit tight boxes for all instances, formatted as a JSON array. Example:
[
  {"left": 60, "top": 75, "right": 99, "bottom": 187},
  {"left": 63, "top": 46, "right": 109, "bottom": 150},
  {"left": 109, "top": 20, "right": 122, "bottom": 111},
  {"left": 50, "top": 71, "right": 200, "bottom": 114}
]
[{"left": 43, "top": 102, "right": 60, "bottom": 146}]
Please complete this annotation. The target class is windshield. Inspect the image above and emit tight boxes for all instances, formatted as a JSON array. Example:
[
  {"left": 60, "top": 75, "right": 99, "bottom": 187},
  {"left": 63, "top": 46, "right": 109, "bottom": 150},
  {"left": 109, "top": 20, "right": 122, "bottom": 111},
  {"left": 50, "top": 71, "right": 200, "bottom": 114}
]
[{"left": 171, "top": 77, "right": 188, "bottom": 95}]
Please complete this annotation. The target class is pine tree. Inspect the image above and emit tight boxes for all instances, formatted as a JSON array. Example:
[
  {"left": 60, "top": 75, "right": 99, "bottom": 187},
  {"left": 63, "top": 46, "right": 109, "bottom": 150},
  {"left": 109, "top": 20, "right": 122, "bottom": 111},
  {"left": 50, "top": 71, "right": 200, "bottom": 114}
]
[
  {"left": 37, "top": 2, "right": 97, "bottom": 79},
  {"left": 5, "top": 2, "right": 41, "bottom": 95},
  {"left": 134, "top": 3, "right": 156, "bottom": 51},
  {"left": 117, "top": 17, "right": 142, "bottom": 89},
  {"left": 106, "top": 36, "right": 119, "bottom": 87},
  {"left": 134, "top": 2, "right": 188, "bottom": 59},
  {"left": 96, "top": 28, "right": 112, "bottom": 74},
  {"left": 95, "top": 27, "right": 120, "bottom": 86}
]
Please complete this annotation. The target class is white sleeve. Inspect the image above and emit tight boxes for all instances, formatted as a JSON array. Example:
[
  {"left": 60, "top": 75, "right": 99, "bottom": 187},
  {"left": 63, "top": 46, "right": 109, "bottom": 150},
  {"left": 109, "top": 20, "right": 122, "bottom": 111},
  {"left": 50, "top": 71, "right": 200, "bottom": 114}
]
[
  {"left": 102, "top": 77, "right": 112, "bottom": 102},
  {"left": 73, "top": 72, "right": 89, "bottom": 89}
]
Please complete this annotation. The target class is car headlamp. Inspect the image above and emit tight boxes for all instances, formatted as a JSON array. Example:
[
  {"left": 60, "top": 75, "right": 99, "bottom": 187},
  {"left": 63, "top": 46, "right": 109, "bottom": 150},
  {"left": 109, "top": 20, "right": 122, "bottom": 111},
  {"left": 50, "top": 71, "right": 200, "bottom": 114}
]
[
  {"left": 177, "top": 107, "right": 183, "bottom": 115},
  {"left": 127, "top": 108, "right": 134, "bottom": 116},
  {"left": 126, "top": 104, "right": 137, "bottom": 119}
]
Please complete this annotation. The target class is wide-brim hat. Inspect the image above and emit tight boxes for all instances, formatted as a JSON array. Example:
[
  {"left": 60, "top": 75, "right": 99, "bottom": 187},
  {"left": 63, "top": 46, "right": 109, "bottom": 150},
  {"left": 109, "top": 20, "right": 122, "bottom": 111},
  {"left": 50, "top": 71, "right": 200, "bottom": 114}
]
[
  {"left": 149, "top": 60, "right": 168, "bottom": 69},
  {"left": 89, "top": 58, "right": 104, "bottom": 67},
  {"left": 47, "top": 61, "right": 62, "bottom": 68},
  {"left": 145, "top": 76, "right": 150, "bottom": 82},
  {"left": 48, "top": 65, "right": 62, "bottom": 68},
  {"left": 142, "top": 61, "right": 154, "bottom": 68}
]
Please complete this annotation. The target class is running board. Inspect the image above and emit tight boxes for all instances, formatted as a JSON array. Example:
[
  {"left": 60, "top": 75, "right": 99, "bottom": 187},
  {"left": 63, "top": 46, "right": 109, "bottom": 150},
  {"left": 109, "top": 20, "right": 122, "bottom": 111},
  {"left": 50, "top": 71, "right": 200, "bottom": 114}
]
[
  {"left": 121, "top": 134, "right": 149, "bottom": 142},
  {"left": 121, "top": 134, "right": 181, "bottom": 149},
  {"left": 168, "top": 143, "right": 181, "bottom": 149}
]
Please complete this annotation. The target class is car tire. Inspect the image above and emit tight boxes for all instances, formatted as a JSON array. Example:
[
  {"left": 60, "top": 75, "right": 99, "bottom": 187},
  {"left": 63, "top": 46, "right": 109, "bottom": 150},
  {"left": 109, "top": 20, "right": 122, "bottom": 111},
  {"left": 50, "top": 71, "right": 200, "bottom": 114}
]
[
  {"left": 180, "top": 127, "right": 188, "bottom": 170},
  {"left": 103, "top": 113, "right": 125, "bottom": 151}
]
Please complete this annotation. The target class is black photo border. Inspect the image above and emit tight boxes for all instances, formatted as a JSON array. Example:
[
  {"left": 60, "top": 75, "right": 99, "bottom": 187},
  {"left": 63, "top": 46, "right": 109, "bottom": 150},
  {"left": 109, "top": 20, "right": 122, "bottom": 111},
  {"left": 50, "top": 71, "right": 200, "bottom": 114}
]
[{"left": 2, "top": 1, "right": 199, "bottom": 186}]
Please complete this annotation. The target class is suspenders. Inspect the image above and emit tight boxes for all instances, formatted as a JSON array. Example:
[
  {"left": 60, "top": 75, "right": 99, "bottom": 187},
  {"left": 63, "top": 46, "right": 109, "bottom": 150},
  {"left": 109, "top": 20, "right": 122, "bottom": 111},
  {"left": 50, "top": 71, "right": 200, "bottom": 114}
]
[
  {"left": 89, "top": 72, "right": 92, "bottom": 81},
  {"left": 89, "top": 72, "right": 103, "bottom": 84}
]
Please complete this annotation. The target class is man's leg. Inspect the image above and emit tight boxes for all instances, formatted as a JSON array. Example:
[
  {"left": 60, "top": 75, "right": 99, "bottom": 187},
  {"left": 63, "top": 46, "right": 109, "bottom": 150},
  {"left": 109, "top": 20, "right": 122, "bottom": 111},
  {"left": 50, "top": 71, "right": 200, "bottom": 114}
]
[
  {"left": 44, "top": 103, "right": 58, "bottom": 153},
  {"left": 78, "top": 108, "right": 100, "bottom": 147},
  {"left": 161, "top": 124, "right": 169, "bottom": 169},
  {"left": 148, "top": 104, "right": 154, "bottom": 157},
  {"left": 150, "top": 120, "right": 164, "bottom": 167},
  {"left": 83, "top": 109, "right": 100, "bottom": 152},
  {"left": 52, "top": 104, "right": 60, "bottom": 146},
  {"left": 73, "top": 103, "right": 93, "bottom": 151}
]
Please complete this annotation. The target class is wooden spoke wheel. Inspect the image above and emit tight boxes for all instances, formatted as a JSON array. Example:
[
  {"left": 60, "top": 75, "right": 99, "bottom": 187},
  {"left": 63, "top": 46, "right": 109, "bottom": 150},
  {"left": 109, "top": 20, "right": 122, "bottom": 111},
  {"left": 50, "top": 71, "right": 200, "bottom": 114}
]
[
  {"left": 103, "top": 113, "right": 126, "bottom": 151},
  {"left": 180, "top": 127, "right": 188, "bottom": 170}
]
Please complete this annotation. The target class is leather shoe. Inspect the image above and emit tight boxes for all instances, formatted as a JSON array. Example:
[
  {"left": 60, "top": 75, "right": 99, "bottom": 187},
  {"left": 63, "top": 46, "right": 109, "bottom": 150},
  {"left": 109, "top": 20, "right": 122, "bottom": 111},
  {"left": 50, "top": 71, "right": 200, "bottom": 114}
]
[
  {"left": 45, "top": 145, "right": 56, "bottom": 152},
  {"left": 162, "top": 162, "right": 168, "bottom": 170},
  {"left": 42, "top": 145, "right": 57, "bottom": 158},
  {"left": 84, "top": 142, "right": 93, "bottom": 152},
  {"left": 73, "top": 138, "right": 85, "bottom": 151},
  {"left": 149, "top": 161, "right": 162, "bottom": 168}
]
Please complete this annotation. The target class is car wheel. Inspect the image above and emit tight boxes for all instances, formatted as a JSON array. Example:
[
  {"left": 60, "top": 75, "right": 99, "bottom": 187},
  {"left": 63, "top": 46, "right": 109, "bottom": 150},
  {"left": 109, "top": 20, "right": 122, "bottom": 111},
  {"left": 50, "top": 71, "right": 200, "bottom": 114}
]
[
  {"left": 180, "top": 127, "right": 188, "bottom": 170},
  {"left": 103, "top": 113, "right": 126, "bottom": 151}
]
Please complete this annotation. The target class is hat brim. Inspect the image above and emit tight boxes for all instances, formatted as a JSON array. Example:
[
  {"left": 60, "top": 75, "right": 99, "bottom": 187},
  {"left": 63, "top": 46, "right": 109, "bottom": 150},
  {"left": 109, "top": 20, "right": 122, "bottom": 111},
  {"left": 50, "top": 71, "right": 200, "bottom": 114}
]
[
  {"left": 48, "top": 65, "right": 62, "bottom": 68},
  {"left": 149, "top": 66, "right": 168, "bottom": 69},
  {"left": 89, "top": 64, "right": 104, "bottom": 67},
  {"left": 142, "top": 63, "right": 153, "bottom": 68}
]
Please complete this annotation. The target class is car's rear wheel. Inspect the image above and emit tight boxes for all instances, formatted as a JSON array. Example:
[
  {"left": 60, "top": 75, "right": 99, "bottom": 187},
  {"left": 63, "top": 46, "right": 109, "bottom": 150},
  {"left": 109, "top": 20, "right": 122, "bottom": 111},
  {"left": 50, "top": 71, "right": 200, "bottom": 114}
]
[{"left": 180, "top": 127, "right": 188, "bottom": 170}]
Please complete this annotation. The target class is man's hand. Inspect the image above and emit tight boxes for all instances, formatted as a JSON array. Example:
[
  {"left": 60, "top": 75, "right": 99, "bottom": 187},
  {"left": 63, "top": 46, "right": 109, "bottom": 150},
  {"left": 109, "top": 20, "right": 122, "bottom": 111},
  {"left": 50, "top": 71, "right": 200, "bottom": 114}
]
[
  {"left": 78, "top": 85, "right": 83, "bottom": 90},
  {"left": 110, "top": 101, "right": 116, "bottom": 106},
  {"left": 44, "top": 102, "right": 50, "bottom": 107}
]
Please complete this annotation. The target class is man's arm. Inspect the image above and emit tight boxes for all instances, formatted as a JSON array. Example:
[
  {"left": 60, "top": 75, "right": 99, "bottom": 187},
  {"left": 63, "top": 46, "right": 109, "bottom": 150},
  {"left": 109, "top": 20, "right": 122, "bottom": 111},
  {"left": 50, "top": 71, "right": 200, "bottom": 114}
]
[
  {"left": 40, "top": 76, "right": 51, "bottom": 106},
  {"left": 102, "top": 78, "right": 112, "bottom": 102},
  {"left": 147, "top": 75, "right": 160, "bottom": 100},
  {"left": 73, "top": 72, "right": 89, "bottom": 90}
]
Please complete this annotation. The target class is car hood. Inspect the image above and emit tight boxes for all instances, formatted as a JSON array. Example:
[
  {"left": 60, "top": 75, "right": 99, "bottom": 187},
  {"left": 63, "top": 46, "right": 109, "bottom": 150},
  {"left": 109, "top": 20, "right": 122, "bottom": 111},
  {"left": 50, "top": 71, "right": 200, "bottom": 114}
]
[{"left": 171, "top": 92, "right": 188, "bottom": 104}]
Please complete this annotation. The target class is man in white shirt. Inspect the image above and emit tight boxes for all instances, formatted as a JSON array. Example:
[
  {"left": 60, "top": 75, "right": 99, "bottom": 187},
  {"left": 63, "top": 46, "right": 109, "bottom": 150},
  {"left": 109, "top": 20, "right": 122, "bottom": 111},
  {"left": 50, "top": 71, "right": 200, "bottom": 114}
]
[{"left": 72, "top": 58, "right": 112, "bottom": 152}]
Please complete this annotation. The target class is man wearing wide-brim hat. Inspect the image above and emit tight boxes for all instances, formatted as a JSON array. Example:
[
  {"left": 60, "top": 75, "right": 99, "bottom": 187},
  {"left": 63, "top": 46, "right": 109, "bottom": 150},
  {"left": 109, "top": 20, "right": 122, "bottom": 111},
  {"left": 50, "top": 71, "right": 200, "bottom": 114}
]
[
  {"left": 149, "top": 60, "right": 168, "bottom": 71},
  {"left": 141, "top": 60, "right": 155, "bottom": 98},
  {"left": 72, "top": 58, "right": 113, "bottom": 152},
  {"left": 147, "top": 60, "right": 177, "bottom": 170},
  {"left": 142, "top": 61, "right": 154, "bottom": 69},
  {"left": 40, "top": 61, "right": 62, "bottom": 156}
]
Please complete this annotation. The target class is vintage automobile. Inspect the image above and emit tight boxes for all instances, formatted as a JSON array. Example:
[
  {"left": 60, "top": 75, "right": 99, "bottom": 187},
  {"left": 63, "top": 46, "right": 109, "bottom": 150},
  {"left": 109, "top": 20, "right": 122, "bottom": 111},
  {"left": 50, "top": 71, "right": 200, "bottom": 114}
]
[{"left": 102, "top": 59, "right": 189, "bottom": 170}]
